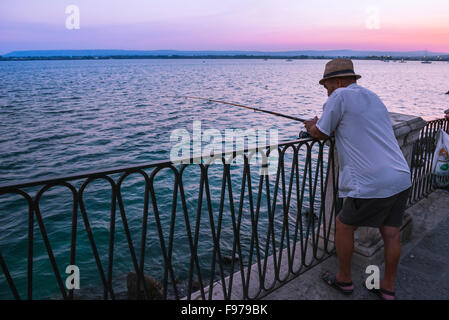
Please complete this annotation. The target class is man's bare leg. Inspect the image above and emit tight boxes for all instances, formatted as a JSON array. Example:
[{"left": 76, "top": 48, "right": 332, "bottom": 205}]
[
  {"left": 379, "top": 226, "right": 401, "bottom": 300},
  {"left": 335, "top": 217, "right": 357, "bottom": 284}
]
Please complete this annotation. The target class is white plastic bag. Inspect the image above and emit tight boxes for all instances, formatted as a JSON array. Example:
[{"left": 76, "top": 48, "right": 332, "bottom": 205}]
[{"left": 432, "top": 129, "right": 449, "bottom": 176}]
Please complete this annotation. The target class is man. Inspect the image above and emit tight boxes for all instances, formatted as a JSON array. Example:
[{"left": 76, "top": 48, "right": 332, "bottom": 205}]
[{"left": 304, "top": 58, "right": 411, "bottom": 300}]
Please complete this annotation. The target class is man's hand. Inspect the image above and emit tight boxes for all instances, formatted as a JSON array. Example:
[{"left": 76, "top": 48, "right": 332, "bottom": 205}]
[
  {"left": 303, "top": 116, "right": 328, "bottom": 140},
  {"left": 304, "top": 116, "right": 318, "bottom": 132}
]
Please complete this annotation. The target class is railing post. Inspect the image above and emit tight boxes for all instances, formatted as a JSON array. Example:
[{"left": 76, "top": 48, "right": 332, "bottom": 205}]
[{"left": 317, "top": 141, "right": 339, "bottom": 252}]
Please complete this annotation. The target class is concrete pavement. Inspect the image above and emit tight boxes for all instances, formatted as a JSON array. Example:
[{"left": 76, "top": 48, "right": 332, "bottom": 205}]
[{"left": 263, "top": 189, "right": 449, "bottom": 300}]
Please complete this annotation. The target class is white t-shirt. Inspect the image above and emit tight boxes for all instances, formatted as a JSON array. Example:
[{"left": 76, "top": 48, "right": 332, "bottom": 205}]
[{"left": 316, "top": 83, "right": 411, "bottom": 199}]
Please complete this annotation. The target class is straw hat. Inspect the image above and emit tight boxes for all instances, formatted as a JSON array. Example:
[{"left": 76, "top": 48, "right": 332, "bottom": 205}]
[{"left": 319, "top": 58, "right": 361, "bottom": 85}]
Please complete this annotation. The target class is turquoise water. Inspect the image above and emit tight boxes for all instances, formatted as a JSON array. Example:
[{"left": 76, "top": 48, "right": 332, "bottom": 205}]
[{"left": 1, "top": 59, "right": 448, "bottom": 299}]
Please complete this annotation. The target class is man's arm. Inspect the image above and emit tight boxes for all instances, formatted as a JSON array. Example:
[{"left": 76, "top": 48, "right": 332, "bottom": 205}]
[{"left": 304, "top": 116, "right": 329, "bottom": 140}]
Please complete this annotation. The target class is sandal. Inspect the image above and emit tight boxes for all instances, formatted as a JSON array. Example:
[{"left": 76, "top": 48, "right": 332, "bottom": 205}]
[
  {"left": 367, "top": 287, "right": 395, "bottom": 300},
  {"left": 321, "top": 271, "right": 354, "bottom": 295}
]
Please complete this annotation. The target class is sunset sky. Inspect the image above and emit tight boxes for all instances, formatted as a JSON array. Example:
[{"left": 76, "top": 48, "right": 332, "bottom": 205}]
[{"left": 1, "top": 0, "right": 449, "bottom": 54}]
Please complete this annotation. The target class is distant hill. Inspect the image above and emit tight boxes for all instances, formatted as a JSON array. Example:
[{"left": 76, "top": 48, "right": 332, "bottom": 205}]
[{"left": 3, "top": 49, "right": 449, "bottom": 58}]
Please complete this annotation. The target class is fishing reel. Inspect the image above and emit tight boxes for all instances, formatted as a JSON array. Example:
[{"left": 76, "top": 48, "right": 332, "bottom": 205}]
[{"left": 298, "top": 130, "right": 312, "bottom": 139}]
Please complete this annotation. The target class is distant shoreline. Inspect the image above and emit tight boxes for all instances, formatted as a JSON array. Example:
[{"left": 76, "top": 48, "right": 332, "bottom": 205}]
[{"left": 1, "top": 55, "right": 449, "bottom": 61}]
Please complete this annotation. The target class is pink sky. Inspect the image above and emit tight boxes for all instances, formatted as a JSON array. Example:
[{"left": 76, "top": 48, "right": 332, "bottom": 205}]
[{"left": 1, "top": 0, "right": 448, "bottom": 54}]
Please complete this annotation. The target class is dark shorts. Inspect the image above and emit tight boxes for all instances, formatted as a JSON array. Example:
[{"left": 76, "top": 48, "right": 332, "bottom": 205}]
[{"left": 337, "top": 188, "right": 411, "bottom": 228}]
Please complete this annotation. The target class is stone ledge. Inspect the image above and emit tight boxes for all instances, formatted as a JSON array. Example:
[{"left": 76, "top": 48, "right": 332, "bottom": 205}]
[{"left": 390, "top": 112, "right": 427, "bottom": 140}]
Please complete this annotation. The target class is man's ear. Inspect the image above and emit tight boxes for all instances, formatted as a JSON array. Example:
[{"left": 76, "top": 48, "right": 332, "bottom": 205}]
[{"left": 336, "top": 78, "right": 342, "bottom": 88}]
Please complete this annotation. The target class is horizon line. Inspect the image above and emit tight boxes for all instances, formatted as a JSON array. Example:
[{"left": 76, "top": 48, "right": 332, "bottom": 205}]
[{"left": 3, "top": 48, "right": 449, "bottom": 56}]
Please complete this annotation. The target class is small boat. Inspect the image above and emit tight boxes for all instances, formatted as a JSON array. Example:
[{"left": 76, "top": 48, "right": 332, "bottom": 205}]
[
  {"left": 286, "top": 59, "right": 293, "bottom": 62},
  {"left": 421, "top": 60, "right": 432, "bottom": 64},
  {"left": 400, "top": 58, "right": 406, "bottom": 63}
]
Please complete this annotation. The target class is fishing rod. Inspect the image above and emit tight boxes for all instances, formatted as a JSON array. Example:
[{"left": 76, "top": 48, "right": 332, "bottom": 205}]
[
  {"left": 167, "top": 96, "right": 311, "bottom": 139},
  {"left": 169, "top": 95, "right": 308, "bottom": 123},
  {"left": 169, "top": 95, "right": 312, "bottom": 138}
]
